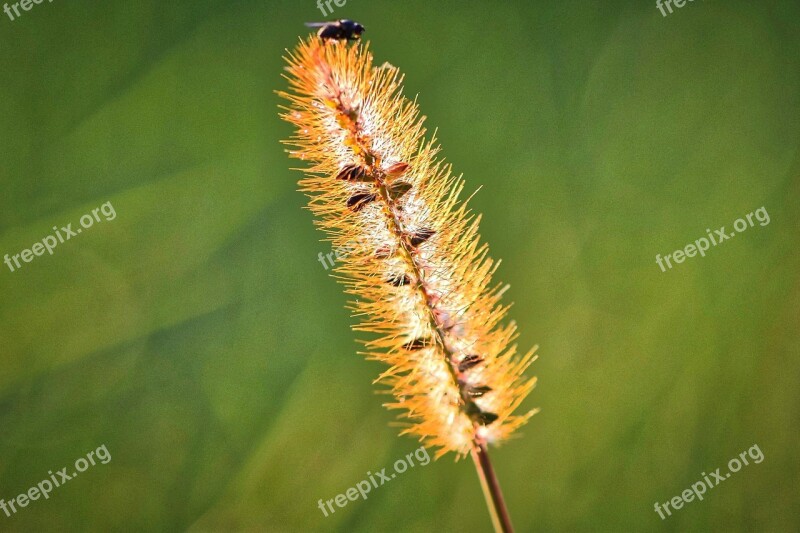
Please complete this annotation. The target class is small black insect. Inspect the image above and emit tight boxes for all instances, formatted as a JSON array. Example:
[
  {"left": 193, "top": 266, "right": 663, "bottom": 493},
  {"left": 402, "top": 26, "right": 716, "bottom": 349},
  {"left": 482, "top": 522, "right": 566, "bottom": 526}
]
[{"left": 305, "top": 19, "right": 365, "bottom": 41}]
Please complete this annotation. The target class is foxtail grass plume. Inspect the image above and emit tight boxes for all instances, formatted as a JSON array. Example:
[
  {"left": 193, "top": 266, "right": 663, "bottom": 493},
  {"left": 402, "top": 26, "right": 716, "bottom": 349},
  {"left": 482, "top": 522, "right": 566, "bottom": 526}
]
[{"left": 279, "top": 31, "right": 538, "bottom": 460}]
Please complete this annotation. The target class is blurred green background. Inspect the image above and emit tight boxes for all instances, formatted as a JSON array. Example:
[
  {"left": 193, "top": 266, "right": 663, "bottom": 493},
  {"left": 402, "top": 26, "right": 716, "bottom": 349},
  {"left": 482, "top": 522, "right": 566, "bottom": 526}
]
[{"left": 1, "top": 0, "right": 798, "bottom": 531}]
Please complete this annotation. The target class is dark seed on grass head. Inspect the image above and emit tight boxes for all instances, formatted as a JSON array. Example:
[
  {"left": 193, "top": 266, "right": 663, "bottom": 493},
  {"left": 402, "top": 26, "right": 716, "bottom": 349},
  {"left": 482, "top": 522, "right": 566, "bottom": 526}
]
[
  {"left": 388, "top": 181, "right": 413, "bottom": 200},
  {"left": 410, "top": 228, "right": 435, "bottom": 247},
  {"left": 336, "top": 164, "right": 370, "bottom": 182},
  {"left": 458, "top": 355, "right": 483, "bottom": 373},
  {"left": 375, "top": 245, "right": 392, "bottom": 259},
  {"left": 403, "top": 337, "right": 431, "bottom": 351},
  {"left": 475, "top": 411, "right": 499, "bottom": 426},
  {"left": 466, "top": 385, "right": 492, "bottom": 398},
  {"left": 347, "top": 192, "right": 377, "bottom": 212},
  {"left": 385, "top": 162, "right": 409, "bottom": 178},
  {"left": 387, "top": 273, "right": 411, "bottom": 286}
]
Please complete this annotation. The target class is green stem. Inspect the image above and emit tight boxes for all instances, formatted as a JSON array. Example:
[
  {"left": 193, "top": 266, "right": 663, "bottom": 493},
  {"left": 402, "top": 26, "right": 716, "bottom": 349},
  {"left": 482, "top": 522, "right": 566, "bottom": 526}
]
[{"left": 471, "top": 441, "right": 514, "bottom": 533}]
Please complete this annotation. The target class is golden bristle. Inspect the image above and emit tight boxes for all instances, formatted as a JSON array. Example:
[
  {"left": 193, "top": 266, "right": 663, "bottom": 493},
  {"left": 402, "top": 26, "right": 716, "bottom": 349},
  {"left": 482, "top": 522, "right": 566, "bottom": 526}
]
[{"left": 279, "top": 36, "right": 538, "bottom": 459}]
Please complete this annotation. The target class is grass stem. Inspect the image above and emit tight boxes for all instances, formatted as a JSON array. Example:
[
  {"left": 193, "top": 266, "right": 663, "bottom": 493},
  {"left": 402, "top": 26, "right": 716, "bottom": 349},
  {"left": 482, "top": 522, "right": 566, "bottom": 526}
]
[{"left": 471, "top": 441, "right": 514, "bottom": 533}]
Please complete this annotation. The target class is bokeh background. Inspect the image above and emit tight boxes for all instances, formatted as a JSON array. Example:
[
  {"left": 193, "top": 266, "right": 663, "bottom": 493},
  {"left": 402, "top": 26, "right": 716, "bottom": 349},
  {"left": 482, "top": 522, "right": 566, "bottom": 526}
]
[{"left": 1, "top": 0, "right": 798, "bottom": 531}]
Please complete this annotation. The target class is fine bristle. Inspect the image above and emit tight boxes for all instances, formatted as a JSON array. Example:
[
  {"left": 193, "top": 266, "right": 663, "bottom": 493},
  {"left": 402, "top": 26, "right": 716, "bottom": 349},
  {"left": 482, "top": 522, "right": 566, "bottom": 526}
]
[{"left": 279, "top": 36, "right": 538, "bottom": 458}]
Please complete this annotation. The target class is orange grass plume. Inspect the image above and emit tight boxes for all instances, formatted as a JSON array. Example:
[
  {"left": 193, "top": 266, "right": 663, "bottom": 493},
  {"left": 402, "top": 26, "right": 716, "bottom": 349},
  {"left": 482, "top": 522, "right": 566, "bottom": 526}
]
[{"left": 279, "top": 33, "right": 538, "bottom": 459}]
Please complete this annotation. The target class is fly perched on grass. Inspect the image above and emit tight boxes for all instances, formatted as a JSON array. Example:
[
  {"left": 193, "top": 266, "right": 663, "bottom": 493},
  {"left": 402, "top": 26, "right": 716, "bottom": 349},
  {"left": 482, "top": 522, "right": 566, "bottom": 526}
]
[{"left": 304, "top": 19, "right": 365, "bottom": 41}]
